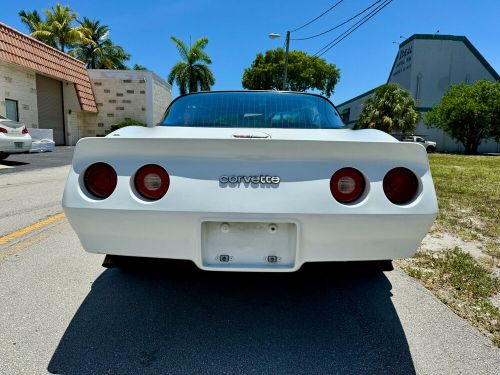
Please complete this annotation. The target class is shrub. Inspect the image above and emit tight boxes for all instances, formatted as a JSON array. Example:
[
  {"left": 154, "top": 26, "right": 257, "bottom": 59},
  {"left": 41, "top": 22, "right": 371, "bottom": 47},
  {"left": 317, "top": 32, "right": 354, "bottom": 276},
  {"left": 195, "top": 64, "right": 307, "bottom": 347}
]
[{"left": 110, "top": 120, "right": 146, "bottom": 132}]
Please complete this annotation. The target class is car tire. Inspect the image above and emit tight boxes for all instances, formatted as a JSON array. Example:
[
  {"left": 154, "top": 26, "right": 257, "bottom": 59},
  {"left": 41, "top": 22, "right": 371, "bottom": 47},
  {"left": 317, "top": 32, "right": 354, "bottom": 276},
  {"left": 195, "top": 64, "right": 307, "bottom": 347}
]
[
  {"left": 426, "top": 146, "right": 436, "bottom": 153},
  {"left": 102, "top": 254, "right": 132, "bottom": 269},
  {"left": 0, "top": 153, "right": 9, "bottom": 161}
]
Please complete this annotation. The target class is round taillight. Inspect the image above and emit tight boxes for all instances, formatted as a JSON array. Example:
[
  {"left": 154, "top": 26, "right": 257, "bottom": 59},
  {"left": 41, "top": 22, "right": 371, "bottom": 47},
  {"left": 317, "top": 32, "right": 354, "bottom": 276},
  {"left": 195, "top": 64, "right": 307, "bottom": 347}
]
[
  {"left": 134, "top": 164, "right": 170, "bottom": 200},
  {"left": 330, "top": 167, "right": 366, "bottom": 203},
  {"left": 383, "top": 167, "right": 419, "bottom": 204},
  {"left": 84, "top": 162, "right": 117, "bottom": 199}
]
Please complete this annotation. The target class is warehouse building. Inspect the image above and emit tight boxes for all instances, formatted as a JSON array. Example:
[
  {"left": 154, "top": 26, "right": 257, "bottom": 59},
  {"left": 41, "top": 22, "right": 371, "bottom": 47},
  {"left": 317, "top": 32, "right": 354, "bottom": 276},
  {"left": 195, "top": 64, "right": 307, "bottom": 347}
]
[
  {"left": 337, "top": 34, "right": 499, "bottom": 153},
  {"left": 0, "top": 22, "right": 171, "bottom": 146}
]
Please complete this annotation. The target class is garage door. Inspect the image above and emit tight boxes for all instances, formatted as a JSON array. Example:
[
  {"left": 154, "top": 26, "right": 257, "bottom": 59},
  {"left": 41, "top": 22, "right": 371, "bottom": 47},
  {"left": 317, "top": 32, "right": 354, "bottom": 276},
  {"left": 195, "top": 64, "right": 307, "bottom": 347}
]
[{"left": 36, "top": 74, "right": 65, "bottom": 145}]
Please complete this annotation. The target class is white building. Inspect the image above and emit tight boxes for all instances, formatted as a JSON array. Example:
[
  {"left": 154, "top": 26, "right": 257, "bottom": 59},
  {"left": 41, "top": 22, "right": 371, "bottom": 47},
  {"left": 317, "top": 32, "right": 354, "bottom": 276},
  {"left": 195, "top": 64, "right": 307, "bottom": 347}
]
[{"left": 336, "top": 34, "right": 499, "bottom": 153}]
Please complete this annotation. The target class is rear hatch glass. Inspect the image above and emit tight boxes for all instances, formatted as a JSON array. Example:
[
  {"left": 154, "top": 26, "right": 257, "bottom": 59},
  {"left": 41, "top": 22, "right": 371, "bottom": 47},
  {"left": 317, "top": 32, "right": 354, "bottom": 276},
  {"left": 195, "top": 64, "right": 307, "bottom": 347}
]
[{"left": 161, "top": 91, "right": 345, "bottom": 129}]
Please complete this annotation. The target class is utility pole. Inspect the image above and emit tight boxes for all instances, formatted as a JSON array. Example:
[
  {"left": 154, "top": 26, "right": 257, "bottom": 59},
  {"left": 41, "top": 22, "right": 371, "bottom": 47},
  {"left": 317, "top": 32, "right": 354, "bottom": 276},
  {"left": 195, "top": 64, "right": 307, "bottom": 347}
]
[{"left": 283, "top": 30, "right": 290, "bottom": 90}]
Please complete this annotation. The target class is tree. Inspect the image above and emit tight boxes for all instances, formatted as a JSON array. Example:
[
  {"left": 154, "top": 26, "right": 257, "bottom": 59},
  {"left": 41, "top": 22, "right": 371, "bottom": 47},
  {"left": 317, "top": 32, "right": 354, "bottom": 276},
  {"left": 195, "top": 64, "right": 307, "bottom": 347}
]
[
  {"left": 18, "top": 9, "right": 56, "bottom": 47},
  {"left": 242, "top": 48, "right": 340, "bottom": 97},
  {"left": 425, "top": 81, "right": 500, "bottom": 154},
  {"left": 71, "top": 18, "right": 130, "bottom": 69},
  {"left": 30, "top": 3, "right": 82, "bottom": 52},
  {"left": 132, "top": 64, "right": 148, "bottom": 70},
  {"left": 357, "top": 83, "right": 420, "bottom": 134},
  {"left": 168, "top": 36, "right": 215, "bottom": 95}
]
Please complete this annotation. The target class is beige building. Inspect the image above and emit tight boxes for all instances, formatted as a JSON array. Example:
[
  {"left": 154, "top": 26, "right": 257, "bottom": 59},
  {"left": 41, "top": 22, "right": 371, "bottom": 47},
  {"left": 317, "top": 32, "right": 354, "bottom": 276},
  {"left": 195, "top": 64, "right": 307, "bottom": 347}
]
[
  {"left": 88, "top": 69, "right": 172, "bottom": 137},
  {"left": 0, "top": 22, "right": 172, "bottom": 146}
]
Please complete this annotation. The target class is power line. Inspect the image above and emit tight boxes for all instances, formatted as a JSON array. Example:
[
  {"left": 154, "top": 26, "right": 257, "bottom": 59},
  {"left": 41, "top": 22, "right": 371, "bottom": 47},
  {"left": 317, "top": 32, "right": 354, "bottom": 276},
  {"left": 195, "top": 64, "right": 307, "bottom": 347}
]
[
  {"left": 314, "top": 0, "right": 394, "bottom": 57},
  {"left": 292, "top": 0, "right": 385, "bottom": 41},
  {"left": 290, "top": 0, "right": 345, "bottom": 33}
]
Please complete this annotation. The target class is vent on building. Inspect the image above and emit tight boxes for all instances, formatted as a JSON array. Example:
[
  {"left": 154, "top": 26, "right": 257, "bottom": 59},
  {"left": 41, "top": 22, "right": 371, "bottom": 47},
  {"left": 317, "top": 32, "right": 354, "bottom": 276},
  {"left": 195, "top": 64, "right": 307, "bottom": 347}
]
[{"left": 116, "top": 93, "right": 123, "bottom": 97}]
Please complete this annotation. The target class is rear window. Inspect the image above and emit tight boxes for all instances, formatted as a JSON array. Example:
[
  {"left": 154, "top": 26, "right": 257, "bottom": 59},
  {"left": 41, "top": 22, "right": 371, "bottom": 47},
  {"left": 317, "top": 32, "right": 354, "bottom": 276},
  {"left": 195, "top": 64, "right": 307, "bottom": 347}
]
[{"left": 161, "top": 91, "right": 344, "bottom": 129}]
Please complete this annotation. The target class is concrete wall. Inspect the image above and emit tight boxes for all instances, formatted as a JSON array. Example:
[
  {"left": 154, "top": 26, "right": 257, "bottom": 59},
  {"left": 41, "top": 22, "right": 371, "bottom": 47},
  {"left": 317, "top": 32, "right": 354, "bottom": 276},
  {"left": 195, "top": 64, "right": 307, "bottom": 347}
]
[
  {"left": 63, "top": 82, "right": 97, "bottom": 145},
  {"left": 88, "top": 70, "right": 172, "bottom": 135},
  {"left": 0, "top": 60, "right": 38, "bottom": 128},
  {"left": 152, "top": 74, "right": 171, "bottom": 125}
]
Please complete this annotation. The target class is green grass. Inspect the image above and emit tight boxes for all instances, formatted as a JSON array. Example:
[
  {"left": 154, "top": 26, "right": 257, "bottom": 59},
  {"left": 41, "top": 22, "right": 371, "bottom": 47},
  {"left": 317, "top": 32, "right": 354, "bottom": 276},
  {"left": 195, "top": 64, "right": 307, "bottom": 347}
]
[
  {"left": 428, "top": 154, "right": 500, "bottom": 240},
  {"left": 400, "top": 247, "right": 500, "bottom": 347},
  {"left": 400, "top": 154, "right": 500, "bottom": 347}
]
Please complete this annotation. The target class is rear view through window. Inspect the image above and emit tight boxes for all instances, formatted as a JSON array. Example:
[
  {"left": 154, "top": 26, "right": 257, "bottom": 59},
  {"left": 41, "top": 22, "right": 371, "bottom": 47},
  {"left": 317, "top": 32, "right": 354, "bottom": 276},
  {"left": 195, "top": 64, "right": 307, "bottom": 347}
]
[{"left": 161, "top": 91, "right": 345, "bottom": 129}]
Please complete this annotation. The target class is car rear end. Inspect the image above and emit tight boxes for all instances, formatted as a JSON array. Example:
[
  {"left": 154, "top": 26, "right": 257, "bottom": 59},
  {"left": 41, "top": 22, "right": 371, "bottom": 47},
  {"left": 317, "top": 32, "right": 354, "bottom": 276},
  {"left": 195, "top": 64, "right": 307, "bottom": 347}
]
[
  {"left": 0, "top": 117, "right": 32, "bottom": 156},
  {"left": 63, "top": 91, "right": 438, "bottom": 272}
]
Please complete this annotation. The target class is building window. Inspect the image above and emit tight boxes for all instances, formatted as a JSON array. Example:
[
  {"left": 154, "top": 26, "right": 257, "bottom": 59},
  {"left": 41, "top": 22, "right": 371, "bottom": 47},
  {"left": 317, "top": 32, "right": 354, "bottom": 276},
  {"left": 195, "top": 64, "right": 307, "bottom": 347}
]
[
  {"left": 126, "top": 90, "right": 134, "bottom": 94},
  {"left": 415, "top": 73, "right": 422, "bottom": 104},
  {"left": 5, "top": 99, "right": 19, "bottom": 121},
  {"left": 104, "top": 89, "right": 110, "bottom": 93}
]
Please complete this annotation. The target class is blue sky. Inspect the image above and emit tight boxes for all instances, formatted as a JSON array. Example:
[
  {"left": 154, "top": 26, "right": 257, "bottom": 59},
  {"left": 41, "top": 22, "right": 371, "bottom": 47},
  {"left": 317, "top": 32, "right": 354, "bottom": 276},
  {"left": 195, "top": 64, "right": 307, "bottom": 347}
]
[{"left": 1, "top": 0, "right": 499, "bottom": 104}]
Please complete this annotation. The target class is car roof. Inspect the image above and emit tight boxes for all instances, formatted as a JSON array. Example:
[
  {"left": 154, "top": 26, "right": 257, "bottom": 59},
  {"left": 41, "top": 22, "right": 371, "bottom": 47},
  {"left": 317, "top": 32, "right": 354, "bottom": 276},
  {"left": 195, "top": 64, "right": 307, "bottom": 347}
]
[{"left": 168, "top": 90, "right": 338, "bottom": 111}]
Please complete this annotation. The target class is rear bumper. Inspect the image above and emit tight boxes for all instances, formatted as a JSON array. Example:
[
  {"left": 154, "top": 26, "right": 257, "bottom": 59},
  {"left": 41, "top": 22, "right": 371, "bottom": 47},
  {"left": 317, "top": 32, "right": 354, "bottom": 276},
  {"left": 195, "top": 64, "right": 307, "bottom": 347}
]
[
  {"left": 0, "top": 136, "right": 32, "bottom": 153},
  {"left": 64, "top": 207, "right": 436, "bottom": 272}
]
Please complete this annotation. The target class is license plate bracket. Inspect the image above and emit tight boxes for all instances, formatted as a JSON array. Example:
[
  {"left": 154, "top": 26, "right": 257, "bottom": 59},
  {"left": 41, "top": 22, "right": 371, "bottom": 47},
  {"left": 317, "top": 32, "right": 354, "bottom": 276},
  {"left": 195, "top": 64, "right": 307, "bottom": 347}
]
[{"left": 201, "top": 221, "right": 297, "bottom": 269}]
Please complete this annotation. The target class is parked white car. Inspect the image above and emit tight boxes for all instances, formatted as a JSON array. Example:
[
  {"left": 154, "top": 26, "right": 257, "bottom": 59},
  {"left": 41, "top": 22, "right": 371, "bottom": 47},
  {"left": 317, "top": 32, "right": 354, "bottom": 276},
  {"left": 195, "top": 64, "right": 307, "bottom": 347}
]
[
  {"left": 63, "top": 91, "right": 438, "bottom": 272},
  {"left": 0, "top": 115, "right": 32, "bottom": 160},
  {"left": 402, "top": 135, "right": 437, "bottom": 153}
]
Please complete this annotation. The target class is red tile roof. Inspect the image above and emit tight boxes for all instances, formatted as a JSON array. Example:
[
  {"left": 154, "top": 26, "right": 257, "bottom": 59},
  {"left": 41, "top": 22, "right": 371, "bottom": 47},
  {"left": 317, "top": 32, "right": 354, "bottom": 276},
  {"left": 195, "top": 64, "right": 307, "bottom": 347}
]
[{"left": 0, "top": 22, "right": 97, "bottom": 113}]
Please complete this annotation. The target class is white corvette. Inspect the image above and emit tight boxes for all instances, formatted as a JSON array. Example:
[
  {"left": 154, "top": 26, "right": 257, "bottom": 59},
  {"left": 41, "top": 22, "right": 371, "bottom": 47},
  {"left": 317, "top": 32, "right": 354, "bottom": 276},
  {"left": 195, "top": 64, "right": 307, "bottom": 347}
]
[{"left": 63, "top": 91, "right": 438, "bottom": 272}]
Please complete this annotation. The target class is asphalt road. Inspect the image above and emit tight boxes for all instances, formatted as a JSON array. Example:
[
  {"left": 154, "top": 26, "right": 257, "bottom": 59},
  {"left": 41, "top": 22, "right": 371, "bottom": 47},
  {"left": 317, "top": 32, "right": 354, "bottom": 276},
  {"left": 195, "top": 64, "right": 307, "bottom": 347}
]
[{"left": 1, "top": 150, "right": 500, "bottom": 374}]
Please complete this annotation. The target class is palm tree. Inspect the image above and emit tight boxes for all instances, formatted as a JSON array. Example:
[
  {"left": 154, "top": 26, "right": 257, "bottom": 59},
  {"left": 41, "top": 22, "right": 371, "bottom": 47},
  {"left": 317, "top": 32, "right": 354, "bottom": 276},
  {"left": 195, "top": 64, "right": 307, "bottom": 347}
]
[
  {"left": 356, "top": 83, "right": 420, "bottom": 134},
  {"left": 31, "top": 3, "right": 82, "bottom": 52},
  {"left": 18, "top": 9, "right": 57, "bottom": 47},
  {"left": 132, "top": 64, "right": 148, "bottom": 70},
  {"left": 168, "top": 37, "right": 215, "bottom": 95},
  {"left": 71, "top": 18, "right": 130, "bottom": 69}
]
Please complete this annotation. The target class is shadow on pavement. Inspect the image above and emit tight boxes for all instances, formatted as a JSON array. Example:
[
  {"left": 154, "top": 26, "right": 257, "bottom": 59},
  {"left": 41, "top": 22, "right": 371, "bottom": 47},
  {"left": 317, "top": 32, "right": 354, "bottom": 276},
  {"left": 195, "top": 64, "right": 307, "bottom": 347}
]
[
  {"left": 0, "top": 160, "right": 29, "bottom": 167},
  {"left": 48, "top": 261, "right": 416, "bottom": 374}
]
